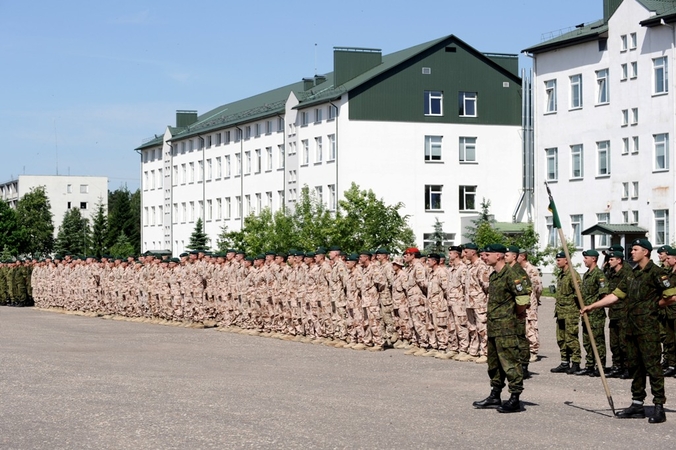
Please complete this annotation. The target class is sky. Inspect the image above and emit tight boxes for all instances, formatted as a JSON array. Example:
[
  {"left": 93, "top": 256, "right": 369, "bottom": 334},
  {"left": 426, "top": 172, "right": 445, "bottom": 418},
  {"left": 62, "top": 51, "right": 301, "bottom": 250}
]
[{"left": 0, "top": 0, "right": 603, "bottom": 192}]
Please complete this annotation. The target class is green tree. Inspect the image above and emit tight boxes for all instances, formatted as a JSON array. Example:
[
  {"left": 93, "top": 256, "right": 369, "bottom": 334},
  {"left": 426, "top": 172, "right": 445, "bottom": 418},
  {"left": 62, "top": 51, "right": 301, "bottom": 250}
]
[
  {"left": 1, "top": 245, "right": 14, "bottom": 261},
  {"left": 333, "top": 183, "right": 415, "bottom": 253},
  {"left": 55, "top": 207, "right": 90, "bottom": 256},
  {"left": 0, "top": 200, "right": 22, "bottom": 256},
  {"left": 16, "top": 186, "right": 54, "bottom": 258},
  {"left": 107, "top": 187, "right": 133, "bottom": 249},
  {"left": 128, "top": 189, "right": 141, "bottom": 253},
  {"left": 90, "top": 199, "right": 108, "bottom": 257},
  {"left": 109, "top": 231, "right": 135, "bottom": 258},
  {"left": 291, "top": 186, "right": 337, "bottom": 251},
  {"left": 187, "top": 218, "right": 209, "bottom": 251},
  {"left": 423, "top": 217, "right": 447, "bottom": 254},
  {"left": 463, "top": 198, "right": 497, "bottom": 244},
  {"left": 216, "top": 224, "right": 245, "bottom": 253}
]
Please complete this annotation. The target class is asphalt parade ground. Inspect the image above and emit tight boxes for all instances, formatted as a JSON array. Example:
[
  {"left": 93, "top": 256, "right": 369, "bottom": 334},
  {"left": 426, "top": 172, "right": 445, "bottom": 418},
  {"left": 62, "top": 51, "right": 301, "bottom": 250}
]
[{"left": 2, "top": 298, "right": 676, "bottom": 449}]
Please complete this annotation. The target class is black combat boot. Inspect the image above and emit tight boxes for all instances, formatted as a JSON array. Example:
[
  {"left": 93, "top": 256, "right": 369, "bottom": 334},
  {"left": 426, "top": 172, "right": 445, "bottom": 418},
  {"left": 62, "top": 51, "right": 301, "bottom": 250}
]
[
  {"left": 566, "top": 362, "right": 581, "bottom": 375},
  {"left": 606, "top": 366, "right": 620, "bottom": 378},
  {"left": 616, "top": 402, "right": 646, "bottom": 419},
  {"left": 550, "top": 361, "right": 570, "bottom": 373},
  {"left": 649, "top": 404, "right": 666, "bottom": 424},
  {"left": 472, "top": 389, "right": 502, "bottom": 409},
  {"left": 574, "top": 365, "right": 593, "bottom": 376},
  {"left": 497, "top": 393, "right": 521, "bottom": 413},
  {"left": 663, "top": 366, "right": 676, "bottom": 377},
  {"left": 619, "top": 369, "right": 631, "bottom": 379},
  {"left": 522, "top": 364, "right": 531, "bottom": 380}
]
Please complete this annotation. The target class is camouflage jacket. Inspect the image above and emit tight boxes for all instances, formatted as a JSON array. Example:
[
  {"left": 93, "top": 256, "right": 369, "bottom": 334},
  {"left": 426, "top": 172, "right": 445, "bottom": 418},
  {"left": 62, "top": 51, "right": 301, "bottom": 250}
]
[
  {"left": 555, "top": 267, "right": 581, "bottom": 317},
  {"left": 581, "top": 266, "right": 609, "bottom": 306},
  {"left": 613, "top": 260, "right": 668, "bottom": 336},
  {"left": 487, "top": 264, "right": 531, "bottom": 338},
  {"left": 606, "top": 263, "right": 632, "bottom": 319}
]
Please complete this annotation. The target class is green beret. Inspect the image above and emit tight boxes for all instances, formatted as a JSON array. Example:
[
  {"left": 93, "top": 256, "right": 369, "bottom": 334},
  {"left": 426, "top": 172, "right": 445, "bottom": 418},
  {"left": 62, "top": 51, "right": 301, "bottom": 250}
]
[
  {"left": 328, "top": 246, "right": 341, "bottom": 252},
  {"left": 179, "top": 253, "right": 189, "bottom": 258},
  {"left": 170, "top": 258, "right": 180, "bottom": 263},
  {"left": 485, "top": 244, "right": 507, "bottom": 253},
  {"left": 464, "top": 243, "right": 478, "bottom": 250},
  {"left": 582, "top": 249, "right": 599, "bottom": 257},
  {"left": 236, "top": 250, "right": 246, "bottom": 255},
  {"left": 226, "top": 248, "right": 237, "bottom": 253},
  {"left": 427, "top": 253, "right": 441, "bottom": 261},
  {"left": 555, "top": 251, "right": 567, "bottom": 259},
  {"left": 305, "top": 252, "right": 316, "bottom": 258},
  {"left": 347, "top": 253, "right": 359, "bottom": 262},
  {"left": 315, "top": 247, "right": 327, "bottom": 255},
  {"left": 608, "top": 244, "right": 624, "bottom": 252},
  {"left": 245, "top": 256, "right": 254, "bottom": 262},
  {"left": 506, "top": 245, "right": 520, "bottom": 254},
  {"left": 657, "top": 245, "right": 672, "bottom": 254},
  {"left": 375, "top": 248, "right": 391, "bottom": 255},
  {"left": 608, "top": 251, "right": 624, "bottom": 259},
  {"left": 666, "top": 248, "right": 676, "bottom": 257},
  {"left": 265, "top": 251, "right": 276, "bottom": 256},
  {"left": 448, "top": 245, "right": 462, "bottom": 253},
  {"left": 358, "top": 250, "right": 372, "bottom": 257},
  {"left": 632, "top": 239, "right": 653, "bottom": 252},
  {"left": 255, "top": 254, "right": 265, "bottom": 260},
  {"left": 189, "top": 250, "right": 199, "bottom": 255}
]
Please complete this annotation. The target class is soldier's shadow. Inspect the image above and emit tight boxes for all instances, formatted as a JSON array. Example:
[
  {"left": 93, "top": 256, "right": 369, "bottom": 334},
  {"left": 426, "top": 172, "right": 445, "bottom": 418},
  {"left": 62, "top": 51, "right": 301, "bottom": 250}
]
[
  {"left": 565, "top": 401, "right": 675, "bottom": 417},
  {"left": 520, "top": 400, "right": 538, "bottom": 412}
]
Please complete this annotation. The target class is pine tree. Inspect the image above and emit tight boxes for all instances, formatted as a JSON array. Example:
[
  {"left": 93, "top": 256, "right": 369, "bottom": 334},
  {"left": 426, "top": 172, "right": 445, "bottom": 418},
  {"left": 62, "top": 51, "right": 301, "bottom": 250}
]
[
  {"left": 90, "top": 199, "right": 108, "bottom": 257},
  {"left": 107, "top": 187, "right": 132, "bottom": 249},
  {"left": 0, "top": 200, "right": 22, "bottom": 256},
  {"left": 187, "top": 218, "right": 209, "bottom": 251},
  {"left": 16, "top": 186, "right": 54, "bottom": 258},
  {"left": 55, "top": 207, "right": 90, "bottom": 256},
  {"left": 109, "top": 231, "right": 135, "bottom": 258},
  {"left": 424, "top": 217, "right": 446, "bottom": 254}
]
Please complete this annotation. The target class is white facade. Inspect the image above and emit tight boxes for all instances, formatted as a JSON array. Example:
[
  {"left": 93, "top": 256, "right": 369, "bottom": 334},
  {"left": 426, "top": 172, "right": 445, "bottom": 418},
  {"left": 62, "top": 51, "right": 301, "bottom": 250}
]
[
  {"left": 530, "top": 0, "right": 676, "bottom": 271},
  {"left": 0, "top": 175, "right": 109, "bottom": 236},
  {"left": 139, "top": 39, "right": 525, "bottom": 255}
]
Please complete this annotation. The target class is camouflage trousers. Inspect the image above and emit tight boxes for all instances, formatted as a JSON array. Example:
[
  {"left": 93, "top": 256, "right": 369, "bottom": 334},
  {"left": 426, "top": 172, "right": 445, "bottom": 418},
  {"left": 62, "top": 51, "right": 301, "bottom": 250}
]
[
  {"left": 659, "top": 313, "right": 676, "bottom": 367},
  {"left": 449, "top": 300, "right": 469, "bottom": 353},
  {"left": 379, "top": 302, "right": 398, "bottom": 343},
  {"left": 346, "top": 305, "right": 365, "bottom": 343},
  {"left": 331, "top": 304, "right": 349, "bottom": 341},
  {"left": 581, "top": 310, "right": 606, "bottom": 368},
  {"left": 392, "top": 306, "right": 414, "bottom": 341},
  {"left": 556, "top": 313, "right": 581, "bottom": 364},
  {"left": 363, "top": 305, "right": 385, "bottom": 346},
  {"left": 467, "top": 308, "right": 487, "bottom": 357},
  {"left": 526, "top": 296, "right": 540, "bottom": 354},
  {"left": 609, "top": 318, "right": 628, "bottom": 368},
  {"left": 627, "top": 334, "right": 665, "bottom": 405},
  {"left": 487, "top": 335, "right": 524, "bottom": 394},
  {"left": 408, "top": 301, "right": 434, "bottom": 348}
]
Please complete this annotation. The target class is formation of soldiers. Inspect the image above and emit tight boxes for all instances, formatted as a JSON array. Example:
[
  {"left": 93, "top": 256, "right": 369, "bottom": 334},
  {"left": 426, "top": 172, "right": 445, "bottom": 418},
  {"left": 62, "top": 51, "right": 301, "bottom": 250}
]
[
  {"left": 0, "top": 260, "right": 33, "bottom": 306},
  {"left": 20, "top": 245, "right": 542, "bottom": 365}
]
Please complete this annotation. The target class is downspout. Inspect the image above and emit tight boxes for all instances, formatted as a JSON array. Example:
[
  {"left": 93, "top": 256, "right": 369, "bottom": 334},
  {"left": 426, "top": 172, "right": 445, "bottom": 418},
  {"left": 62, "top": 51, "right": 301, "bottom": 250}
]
[
  {"left": 167, "top": 142, "right": 174, "bottom": 256},
  {"left": 236, "top": 126, "right": 244, "bottom": 228},
  {"left": 662, "top": 19, "right": 675, "bottom": 244},
  {"left": 278, "top": 114, "right": 286, "bottom": 214},
  {"left": 134, "top": 148, "right": 144, "bottom": 254},
  {"left": 329, "top": 101, "right": 339, "bottom": 212},
  {"left": 198, "top": 135, "right": 206, "bottom": 230}
]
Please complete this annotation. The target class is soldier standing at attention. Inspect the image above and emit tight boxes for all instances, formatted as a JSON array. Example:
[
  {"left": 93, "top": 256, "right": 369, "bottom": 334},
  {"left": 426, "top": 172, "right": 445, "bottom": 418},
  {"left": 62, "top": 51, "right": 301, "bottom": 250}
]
[
  {"left": 472, "top": 244, "right": 531, "bottom": 413},
  {"left": 464, "top": 243, "right": 490, "bottom": 362},
  {"left": 661, "top": 248, "right": 676, "bottom": 377},
  {"left": 581, "top": 239, "right": 668, "bottom": 423},
  {"left": 505, "top": 246, "right": 531, "bottom": 378},
  {"left": 447, "top": 246, "right": 469, "bottom": 361},
  {"left": 551, "top": 252, "right": 583, "bottom": 375},
  {"left": 605, "top": 250, "right": 632, "bottom": 379},
  {"left": 518, "top": 249, "right": 542, "bottom": 363},
  {"left": 426, "top": 253, "right": 452, "bottom": 359}
]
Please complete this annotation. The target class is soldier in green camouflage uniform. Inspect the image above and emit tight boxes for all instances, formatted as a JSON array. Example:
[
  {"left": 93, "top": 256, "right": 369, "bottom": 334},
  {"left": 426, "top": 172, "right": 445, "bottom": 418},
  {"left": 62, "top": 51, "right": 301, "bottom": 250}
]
[
  {"left": 605, "top": 250, "right": 632, "bottom": 379},
  {"left": 550, "top": 252, "right": 582, "bottom": 374},
  {"left": 575, "top": 250, "right": 609, "bottom": 376},
  {"left": 0, "top": 262, "right": 8, "bottom": 305},
  {"left": 473, "top": 244, "right": 531, "bottom": 414},
  {"left": 662, "top": 247, "right": 676, "bottom": 377},
  {"left": 582, "top": 239, "right": 667, "bottom": 424}
]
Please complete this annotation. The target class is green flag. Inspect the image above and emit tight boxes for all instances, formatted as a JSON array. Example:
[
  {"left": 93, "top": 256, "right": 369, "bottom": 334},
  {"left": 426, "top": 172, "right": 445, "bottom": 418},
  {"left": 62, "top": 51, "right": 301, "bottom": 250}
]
[{"left": 545, "top": 183, "right": 562, "bottom": 229}]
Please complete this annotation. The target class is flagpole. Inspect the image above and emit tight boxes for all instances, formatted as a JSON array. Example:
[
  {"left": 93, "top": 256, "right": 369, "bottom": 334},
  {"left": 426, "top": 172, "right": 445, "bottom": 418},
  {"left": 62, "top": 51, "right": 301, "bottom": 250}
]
[{"left": 546, "top": 182, "right": 616, "bottom": 415}]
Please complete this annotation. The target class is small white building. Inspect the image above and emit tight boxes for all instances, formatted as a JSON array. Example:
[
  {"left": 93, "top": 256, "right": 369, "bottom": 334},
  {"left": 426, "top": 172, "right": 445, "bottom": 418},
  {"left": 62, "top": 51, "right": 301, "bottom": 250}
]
[
  {"left": 0, "top": 175, "right": 108, "bottom": 236},
  {"left": 137, "top": 35, "right": 527, "bottom": 255},
  {"left": 525, "top": 0, "right": 676, "bottom": 272}
]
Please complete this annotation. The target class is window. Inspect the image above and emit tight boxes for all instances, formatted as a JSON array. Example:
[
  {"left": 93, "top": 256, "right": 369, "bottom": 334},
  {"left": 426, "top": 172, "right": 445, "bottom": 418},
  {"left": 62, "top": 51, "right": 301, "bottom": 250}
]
[
  {"left": 225, "top": 197, "right": 231, "bottom": 219},
  {"left": 216, "top": 157, "right": 222, "bottom": 178},
  {"left": 301, "top": 111, "right": 309, "bottom": 126},
  {"left": 545, "top": 216, "right": 559, "bottom": 247},
  {"left": 302, "top": 140, "right": 309, "bottom": 165},
  {"left": 144, "top": 171, "right": 149, "bottom": 189},
  {"left": 655, "top": 210, "right": 670, "bottom": 245},
  {"left": 207, "top": 199, "right": 212, "bottom": 221},
  {"left": 181, "top": 142, "right": 186, "bottom": 154},
  {"left": 216, "top": 198, "right": 222, "bottom": 220},
  {"left": 596, "top": 213, "right": 610, "bottom": 248},
  {"left": 596, "top": 69, "right": 609, "bottom": 104},
  {"left": 206, "top": 135, "right": 212, "bottom": 148},
  {"left": 80, "top": 184, "right": 88, "bottom": 194},
  {"left": 315, "top": 186, "right": 323, "bottom": 205},
  {"left": 631, "top": 108, "right": 638, "bottom": 125},
  {"left": 278, "top": 117, "right": 284, "bottom": 132},
  {"left": 622, "top": 138, "right": 629, "bottom": 155},
  {"left": 630, "top": 33, "right": 637, "bottom": 50},
  {"left": 144, "top": 207, "right": 149, "bottom": 225},
  {"left": 424, "top": 90, "right": 443, "bottom": 116},
  {"left": 189, "top": 162, "right": 195, "bottom": 183},
  {"left": 266, "top": 191, "right": 272, "bottom": 210},
  {"left": 216, "top": 133, "right": 222, "bottom": 146},
  {"left": 80, "top": 202, "right": 88, "bottom": 210},
  {"left": 632, "top": 181, "right": 639, "bottom": 199},
  {"left": 621, "top": 64, "right": 628, "bottom": 81},
  {"left": 597, "top": 141, "right": 610, "bottom": 176},
  {"left": 235, "top": 153, "right": 241, "bottom": 176},
  {"left": 225, "top": 130, "right": 231, "bottom": 144},
  {"left": 622, "top": 182, "right": 629, "bottom": 199},
  {"left": 315, "top": 137, "right": 323, "bottom": 163},
  {"left": 570, "top": 74, "right": 582, "bottom": 109},
  {"left": 459, "top": 137, "right": 476, "bottom": 163},
  {"left": 181, "top": 164, "right": 187, "bottom": 184},
  {"left": 459, "top": 185, "right": 476, "bottom": 211},
  {"left": 189, "top": 201, "right": 195, "bottom": 222},
  {"left": 632, "top": 136, "right": 639, "bottom": 154},
  {"left": 655, "top": 133, "right": 669, "bottom": 170},
  {"left": 621, "top": 34, "right": 628, "bottom": 51},
  {"left": 235, "top": 196, "right": 242, "bottom": 218},
  {"left": 328, "top": 105, "right": 337, "bottom": 120},
  {"left": 654, "top": 57, "right": 668, "bottom": 94},
  {"left": 254, "top": 124, "right": 260, "bottom": 138},
  {"left": 425, "top": 185, "right": 443, "bottom": 211},
  {"left": 181, "top": 203, "right": 186, "bottom": 223},
  {"left": 571, "top": 214, "right": 583, "bottom": 248},
  {"left": 328, "top": 184, "right": 336, "bottom": 211},
  {"left": 255, "top": 193, "right": 261, "bottom": 214},
  {"left": 225, "top": 155, "right": 231, "bottom": 178},
  {"left": 546, "top": 148, "right": 558, "bottom": 181},
  {"left": 278, "top": 145, "right": 285, "bottom": 169},
  {"left": 328, "top": 134, "right": 336, "bottom": 161},
  {"left": 622, "top": 211, "right": 629, "bottom": 224},
  {"left": 545, "top": 80, "right": 557, "bottom": 113},
  {"left": 264, "top": 120, "right": 271, "bottom": 135},
  {"left": 277, "top": 190, "right": 285, "bottom": 207},
  {"left": 423, "top": 232, "right": 456, "bottom": 249},
  {"left": 266, "top": 147, "right": 273, "bottom": 171},
  {"left": 173, "top": 203, "right": 178, "bottom": 224},
  {"left": 315, "top": 108, "right": 323, "bottom": 123},
  {"left": 150, "top": 170, "right": 156, "bottom": 189},
  {"left": 198, "top": 160, "right": 204, "bottom": 182},
  {"left": 458, "top": 91, "right": 477, "bottom": 116},
  {"left": 173, "top": 165, "right": 178, "bottom": 186},
  {"left": 245, "top": 151, "right": 251, "bottom": 174},
  {"left": 189, "top": 140, "right": 194, "bottom": 151},
  {"left": 245, "top": 126, "right": 251, "bottom": 139},
  {"left": 632, "top": 210, "right": 639, "bottom": 224},
  {"left": 571, "top": 144, "right": 583, "bottom": 178},
  {"left": 67, "top": 184, "right": 72, "bottom": 193},
  {"left": 621, "top": 109, "right": 629, "bottom": 126},
  {"left": 631, "top": 62, "right": 638, "bottom": 79},
  {"left": 424, "top": 135, "right": 442, "bottom": 162},
  {"left": 255, "top": 149, "right": 261, "bottom": 174}
]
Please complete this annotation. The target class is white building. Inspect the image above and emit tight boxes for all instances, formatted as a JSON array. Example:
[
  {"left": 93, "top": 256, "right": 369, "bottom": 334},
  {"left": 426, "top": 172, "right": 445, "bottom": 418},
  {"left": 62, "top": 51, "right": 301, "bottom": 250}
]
[
  {"left": 0, "top": 175, "right": 109, "bottom": 236},
  {"left": 525, "top": 0, "right": 676, "bottom": 271},
  {"left": 137, "top": 35, "right": 527, "bottom": 255}
]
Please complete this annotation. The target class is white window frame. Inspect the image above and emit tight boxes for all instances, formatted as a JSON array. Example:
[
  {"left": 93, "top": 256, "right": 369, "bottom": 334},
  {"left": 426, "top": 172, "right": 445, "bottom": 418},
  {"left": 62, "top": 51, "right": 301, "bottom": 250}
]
[
  {"left": 632, "top": 181, "right": 639, "bottom": 199},
  {"left": 622, "top": 138, "right": 629, "bottom": 155},
  {"left": 216, "top": 157, "right": 222, "bottom": 179},
  {"left": 596, "top": 69, "right": 609, "bottom": 104},
  {"left": 597, "top": 141, "right": 610, "bottom": 176},
  {"left": 545, "top": 80, "right": 557, "bottom": 113},
  {"left": 631, "top": 62, "right": 638, "bottom": 79},
  {"left": 570, "top": 214, "right": 583, "bottom": 249},
  {"left": 302, "top": 140, "right": 309, "bottom": 165},
  {"left": 328, "top": 134, "right": 336, "bottom": 161},
  {"left": 630, "top": 32, "right": 637, "bottom": 50},
  {"left": 459, "top": 91, "right": 477, "bottom": 117},
  {"left": 225, "top": 155, "right": 231, "bottom": 178},
  {"left": 459, "top": 137, "right": 477, "bottom": 163},
  {"left": 621, "top": 109, "right": 628, "bottom": 126},
  {"left": 425, "top": 185, "right": 443, "bottom": 211},
  {"left": 654, "top": 56, "right": 668, "bottom": 94},
  {"left": 631, "top": 108, "right": 638, "bottom": 125},
  {"left": 546, "top": 216, "right": 558, "bottom": 247},
  {"left": 655, "top": 209, "right": 670, "bottom": 245},
  {"left": 328, "top": 184, "right": 336, "bottom": 211},
  {"left": 571, "top": 144, "right": 583, "bottom": 179},
  {"left": 632, "top": 136, "right": 639, "bottom": 154},
  {"left": 621, "top": 63, "right": 628, "bottom": 81},
  {"left": 569, "top": 74, "right": 583, "bottom": 109},
  {"left": 266, "top": 147, "right": 273, "bottom": 171},
  {"left": 654, "top": 133, "right": 669, "bottom": 171},
  {"left": 424, "top": 135, "right": 443, "bottom": 162},
  {"left": 424, "top": 90, "right": 443, "bottom": 116},
  {"left": 278, "top": 145, "right": 285, "bottom": 169},
  {"left": 315, "top": 137, "right": 323, "bottom": 163},
  {"left": 545, "top": 148, "right": 558, "bottom": 181},
  {"left": 622, "top": 182, "right": 629, "bottom": 200},
  {"left": 620, "top": 34, "right": 628, "bottom": 52},
  {"left": 596, "top": 213, "right": 610, "bottom": 248},
  {"left": 458, "top": 185, "right": 476, "bottom": 211}
]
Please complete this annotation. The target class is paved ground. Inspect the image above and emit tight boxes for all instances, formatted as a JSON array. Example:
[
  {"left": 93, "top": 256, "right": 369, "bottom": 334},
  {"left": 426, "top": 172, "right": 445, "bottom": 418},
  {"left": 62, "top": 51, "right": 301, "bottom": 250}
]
[{"left": 2, "top": 298, "right": 676, "bottom": 449}]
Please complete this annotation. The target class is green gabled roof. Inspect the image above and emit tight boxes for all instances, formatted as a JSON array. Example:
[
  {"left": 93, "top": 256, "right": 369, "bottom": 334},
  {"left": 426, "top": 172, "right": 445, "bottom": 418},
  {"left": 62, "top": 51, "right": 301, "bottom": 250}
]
[
  {"left": 523, "top": 20, "right": 608, "bottom": 54},
  {"left": 136, "top": 126, "right": 184, "bottom": 151},
  {"left": 582, "top": 223, "right": 648, "bottom": 235},
  {"left": 297, "top": 35, "right": 521, "bottom": 110},
  {"left": 639, "top": 0, "right": 676, "bottom": 25}
]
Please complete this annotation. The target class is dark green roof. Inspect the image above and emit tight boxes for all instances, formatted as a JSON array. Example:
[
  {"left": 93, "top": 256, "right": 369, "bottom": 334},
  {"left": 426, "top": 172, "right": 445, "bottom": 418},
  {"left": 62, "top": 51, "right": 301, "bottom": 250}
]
[
  {"left": 494, "top": 222, "right": 531, "bottom": 234},
  {"left": 639, "top": 0, "right": 676, "bottom": 25},
  {"left": 582, "top": 223, "right": 648, "bottom": 235}
]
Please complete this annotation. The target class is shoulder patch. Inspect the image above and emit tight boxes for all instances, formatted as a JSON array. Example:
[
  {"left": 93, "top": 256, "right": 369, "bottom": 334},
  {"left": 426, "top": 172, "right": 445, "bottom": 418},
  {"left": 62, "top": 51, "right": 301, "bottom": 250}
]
[
  {"left": 662, "top": 275, "right": 671, "bottom": 288},
  {"left": 514, "top": 279, "right": 523, "bottom": 292}
]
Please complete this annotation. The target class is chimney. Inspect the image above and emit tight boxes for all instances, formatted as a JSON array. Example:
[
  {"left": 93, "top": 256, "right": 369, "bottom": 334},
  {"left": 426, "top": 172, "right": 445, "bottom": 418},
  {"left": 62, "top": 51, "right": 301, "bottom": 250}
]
[
  {"left": 302, "top": 78, "right": 315, "bottom": 91},
  {"left": 176, "top": 110, "right": 198, "bottom": 128},
  {"left": 314, "top": 74, "right": 327, "bottom": 86},
  {"left": 333, "top": 47, "right": 382, "bottom": 87}
]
